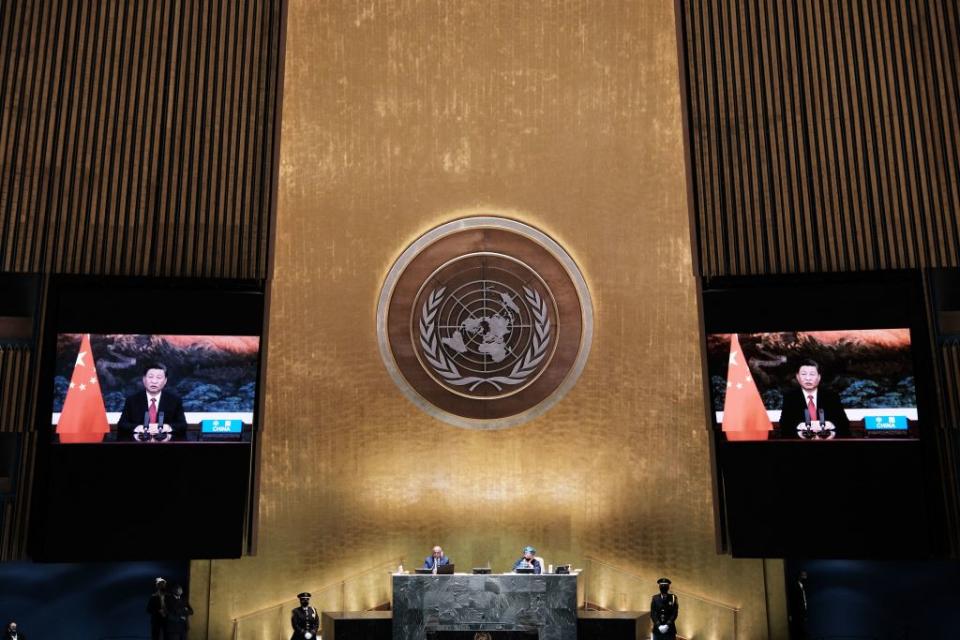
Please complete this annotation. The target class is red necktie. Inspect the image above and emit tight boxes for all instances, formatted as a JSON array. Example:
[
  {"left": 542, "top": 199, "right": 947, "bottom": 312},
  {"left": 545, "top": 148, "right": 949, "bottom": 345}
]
[
  {"left": 149, "top": 397, "right": 158, "bottom": 424},
  {"left": 807, "top": 395, "right": 816, "bottom": 422}
]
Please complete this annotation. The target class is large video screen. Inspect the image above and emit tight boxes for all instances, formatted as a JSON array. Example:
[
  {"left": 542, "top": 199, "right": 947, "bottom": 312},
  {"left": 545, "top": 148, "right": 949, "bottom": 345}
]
[
  {"left": 52, "top": 334, "right": 260, "bottom": 443},
  {"left": 706, "top": 329, "right": 917, "bottom": 441}
]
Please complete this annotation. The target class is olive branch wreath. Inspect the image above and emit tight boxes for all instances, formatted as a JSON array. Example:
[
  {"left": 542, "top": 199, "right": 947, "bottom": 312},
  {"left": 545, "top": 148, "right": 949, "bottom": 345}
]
[{"left": 419, "top": 285, "right": 551, "bottom": 392}]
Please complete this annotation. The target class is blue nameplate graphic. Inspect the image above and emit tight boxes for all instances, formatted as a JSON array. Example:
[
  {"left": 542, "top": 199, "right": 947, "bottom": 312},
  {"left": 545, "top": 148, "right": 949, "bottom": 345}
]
[
  {"left": 200, "top": 419, "right": 243, "bottom": 434},
  {"left": 864, "top": 415, "right": 908, "bottom": 431}
]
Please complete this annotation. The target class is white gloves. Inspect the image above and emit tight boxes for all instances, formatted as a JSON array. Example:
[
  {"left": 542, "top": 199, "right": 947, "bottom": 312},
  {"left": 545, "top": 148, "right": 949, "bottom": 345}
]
[
  {"left": 304, "top": 633, "right": 313, "bottom": 639},
  {"left": 658, "top": 624, "right": 669, "bottom": 633}
]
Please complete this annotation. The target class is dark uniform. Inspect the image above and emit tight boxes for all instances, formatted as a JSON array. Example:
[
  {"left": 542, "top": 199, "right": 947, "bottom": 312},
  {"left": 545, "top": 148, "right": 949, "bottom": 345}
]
[
  {"left": 291, "top": 592, "right": 320, "bottom": 640},
  {"left": 163, "top": 590, "right": 194, "bottom": 640},
  {"left": 147, "top": 579, "right": 168, "bottom": 640},
  {"left": 650, "top": 577, "right": 679, "bottom": 640},
  {"left": 4, "top": 625, "right": 25, "bottom": 640}
]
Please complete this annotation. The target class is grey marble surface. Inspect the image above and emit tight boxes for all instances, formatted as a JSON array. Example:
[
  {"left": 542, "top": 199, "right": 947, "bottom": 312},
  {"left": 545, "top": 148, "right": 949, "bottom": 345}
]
[{"left": 392, "top": 574, "right": 578, "bottom": 640}]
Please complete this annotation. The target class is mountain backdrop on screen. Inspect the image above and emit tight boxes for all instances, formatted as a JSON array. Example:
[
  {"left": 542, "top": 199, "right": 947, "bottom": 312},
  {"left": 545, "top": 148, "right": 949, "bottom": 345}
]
[
  {"left": 53, "top": 334, "right": 260, "bottom": 415},
  {"left": 707, "top": 330, "right": 914, "bottom": 412}
]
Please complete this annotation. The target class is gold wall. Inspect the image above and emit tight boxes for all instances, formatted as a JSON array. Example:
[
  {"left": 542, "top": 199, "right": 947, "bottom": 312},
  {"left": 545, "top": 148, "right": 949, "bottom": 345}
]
[{"left": 194, "top": 1, "right": 784, "bottom": 638}]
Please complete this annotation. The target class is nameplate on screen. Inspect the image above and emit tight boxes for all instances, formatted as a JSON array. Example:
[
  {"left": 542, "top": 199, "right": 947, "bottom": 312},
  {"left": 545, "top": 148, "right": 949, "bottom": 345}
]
[
  {"left": 863, "top": 415, "right": 908, "bottom": 431},
  {"left": 200, "top": 419, "right": 243, "bottom": 434}
]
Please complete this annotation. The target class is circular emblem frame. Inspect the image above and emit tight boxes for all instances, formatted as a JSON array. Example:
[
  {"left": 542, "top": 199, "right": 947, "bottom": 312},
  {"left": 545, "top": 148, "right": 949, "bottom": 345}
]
[{"left": 377, "top": 216, "right": 593, "bottom": 429}]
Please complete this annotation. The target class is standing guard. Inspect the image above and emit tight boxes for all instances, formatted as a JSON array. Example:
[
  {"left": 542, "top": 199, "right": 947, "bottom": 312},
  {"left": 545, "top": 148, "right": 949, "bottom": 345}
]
[
  {"left": 650, "top": 577, "right": 679, "bottom": 639},
  {"left": 147, "top": 577, "right": 168, "bottom": 640},
  {"left": 291, "top": 592, "right": 320, "bottom": 640}
]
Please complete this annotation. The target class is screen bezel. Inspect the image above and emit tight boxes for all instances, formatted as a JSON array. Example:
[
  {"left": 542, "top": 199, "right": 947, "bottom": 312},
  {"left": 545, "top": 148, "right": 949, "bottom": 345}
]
[
  {"left": 698, "top": 270, "right": 947, "bottom": 558},
  {"left": 29, "top": 275, "right": 267, "bottom": 561}
]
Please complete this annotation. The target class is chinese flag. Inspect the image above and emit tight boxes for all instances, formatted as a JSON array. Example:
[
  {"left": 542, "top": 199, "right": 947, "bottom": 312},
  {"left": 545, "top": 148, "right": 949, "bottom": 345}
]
[
  {"left": 721, "top": 334, "right": 772, "bottom": 441},
  {"left": 56, "top": 334, "right": 109, "bottom": 444}
]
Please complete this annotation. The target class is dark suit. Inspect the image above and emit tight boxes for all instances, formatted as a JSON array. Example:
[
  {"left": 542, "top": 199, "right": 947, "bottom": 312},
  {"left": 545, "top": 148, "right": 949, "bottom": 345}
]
[
  {"left": 423, "top": 555, "right": 451, "bottom": 570},
  {"left": 650, "top": 593, "right": 679, "bottom": 639},
  {"left": 118, "top": 391, "right": 188, "bottom": 440},
  {"left": 146, "top": 591, "right": 167, "bottom": 640},
  {"left": 290, "top": 605, "right": 320, "bottom": 640},
  {"left": 5, "top": 631, "right": 25, "bottom": 640},
  {"left": 163, "top": 594, "right": 194, "bottom": 640},
  {"left": 778, "top": 387, "right": 850, "bottom": 438}
]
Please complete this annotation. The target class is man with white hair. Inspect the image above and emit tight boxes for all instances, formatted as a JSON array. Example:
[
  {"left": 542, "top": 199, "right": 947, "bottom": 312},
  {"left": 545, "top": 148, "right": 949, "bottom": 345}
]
[
  {"left": 4, "top": 621, "right": 24, "bottom": 640},
  {"left": 146, "top": 577, "right": 168, "bottom": 640},
  {"left": 422, "top": 545, "right": 451, "bottom": 573}
]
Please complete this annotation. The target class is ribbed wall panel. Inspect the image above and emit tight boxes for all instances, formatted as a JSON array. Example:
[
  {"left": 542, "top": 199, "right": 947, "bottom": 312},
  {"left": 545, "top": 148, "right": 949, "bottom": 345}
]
[
  {"left": 0, "top": 0, "right": 284, "bottom": 279},
  {"left": 1, "top": 431, "right": 36, "bottom": 560},
  {"left": 943, "top": 344, "right": 960, "bottom": 432},
  {"left": 679, "top": 0, "right": 960, "bottom": 277},
  {"left": 0, "top": 347, "right": 36, "bottom": 560},
  {"left": 0, "top": 348, "right": 33, "bottom": 434},
  {"left": 935, "top": 343, "right": 960, "bottom": 555}
]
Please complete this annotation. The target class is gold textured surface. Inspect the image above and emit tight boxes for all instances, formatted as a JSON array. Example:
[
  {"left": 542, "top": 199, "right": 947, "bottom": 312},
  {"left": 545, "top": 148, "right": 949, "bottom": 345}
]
[{"left": 194, "top": 1, "right": 784, "bottom": 638}]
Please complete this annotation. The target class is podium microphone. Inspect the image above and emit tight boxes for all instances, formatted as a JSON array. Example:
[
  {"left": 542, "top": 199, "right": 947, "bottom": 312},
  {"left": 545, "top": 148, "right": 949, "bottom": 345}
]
[
  {"left": 818, "top": 408, "right": 826, "bottom": 436},
  {"left": 141, "top": 411, "right": 151, "bottom": 441}
]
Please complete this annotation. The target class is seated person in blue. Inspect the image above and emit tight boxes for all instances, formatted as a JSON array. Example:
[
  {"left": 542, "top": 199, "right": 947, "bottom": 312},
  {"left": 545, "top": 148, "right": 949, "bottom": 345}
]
[
  {"left": 512, "top": 546, "right": 542, "bottom": 574},
  {"left": 423, "top": 545, "right": 451, "bottom": 572}
]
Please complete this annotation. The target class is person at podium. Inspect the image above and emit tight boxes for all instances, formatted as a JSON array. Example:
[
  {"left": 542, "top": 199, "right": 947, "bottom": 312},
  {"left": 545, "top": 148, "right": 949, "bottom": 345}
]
[
  {"left": 778, "top": 359, "right": 850, "bottom": 439},
  {"left": 117, "top": 362, "right": 188, "bottom": 442},
  {"left": 512, "top": 546, "right": 542, "bottom": 573},
  {"left": 423, "top": 545, "right": 451, "bottom": 572}
]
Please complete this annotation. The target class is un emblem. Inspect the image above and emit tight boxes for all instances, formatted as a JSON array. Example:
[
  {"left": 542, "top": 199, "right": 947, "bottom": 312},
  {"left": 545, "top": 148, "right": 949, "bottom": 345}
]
[{"left": 378, "top": 217, "right": 592, "bottom": 429}]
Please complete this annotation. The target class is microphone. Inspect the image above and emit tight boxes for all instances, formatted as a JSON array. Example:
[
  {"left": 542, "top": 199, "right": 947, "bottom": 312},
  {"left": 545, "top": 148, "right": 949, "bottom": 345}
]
[
  {"left": 140, "top": 411, "right": 151, "bottom": 441},
  {"left": 819, "top": 408, "right": 828, "bottom": 437},
  {"left": 801, "top": 408, "right": 812, "bottom": 438}
]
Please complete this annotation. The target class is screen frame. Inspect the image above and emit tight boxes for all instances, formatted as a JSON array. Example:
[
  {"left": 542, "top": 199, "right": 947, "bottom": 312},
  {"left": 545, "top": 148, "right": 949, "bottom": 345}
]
[
  {"left": 697, "top": 270, "right": 948, "bottom": 558},
  {"left": 29, "top": 275, "right": 267, "bottom": 561}
]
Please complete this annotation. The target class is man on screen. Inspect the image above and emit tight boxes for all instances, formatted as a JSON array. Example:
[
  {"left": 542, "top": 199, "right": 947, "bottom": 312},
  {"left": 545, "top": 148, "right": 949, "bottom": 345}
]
[
  {"left": 117, "top": 363, "right": 187, "bottom": 442},
  {"left": 778, "top": 359, "right": 850, "bottom": 439}
]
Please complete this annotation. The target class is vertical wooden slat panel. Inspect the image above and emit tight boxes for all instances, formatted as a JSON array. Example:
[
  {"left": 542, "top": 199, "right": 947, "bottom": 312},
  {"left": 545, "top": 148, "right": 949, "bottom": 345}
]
[
  {"left": 0, "top": 0, "right": 284, "bottom": 280},
  {"left": 681, "top": 0, "right": 959, "bottom": 276},
  {"left": 0, "top": 348, "right": 32, "bottom": 434}
]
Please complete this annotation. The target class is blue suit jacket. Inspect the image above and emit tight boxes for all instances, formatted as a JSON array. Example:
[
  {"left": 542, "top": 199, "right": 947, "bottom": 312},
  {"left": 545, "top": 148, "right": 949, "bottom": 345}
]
[{"left": 423, "top": 556, "right": 451, "bottom": 569}]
